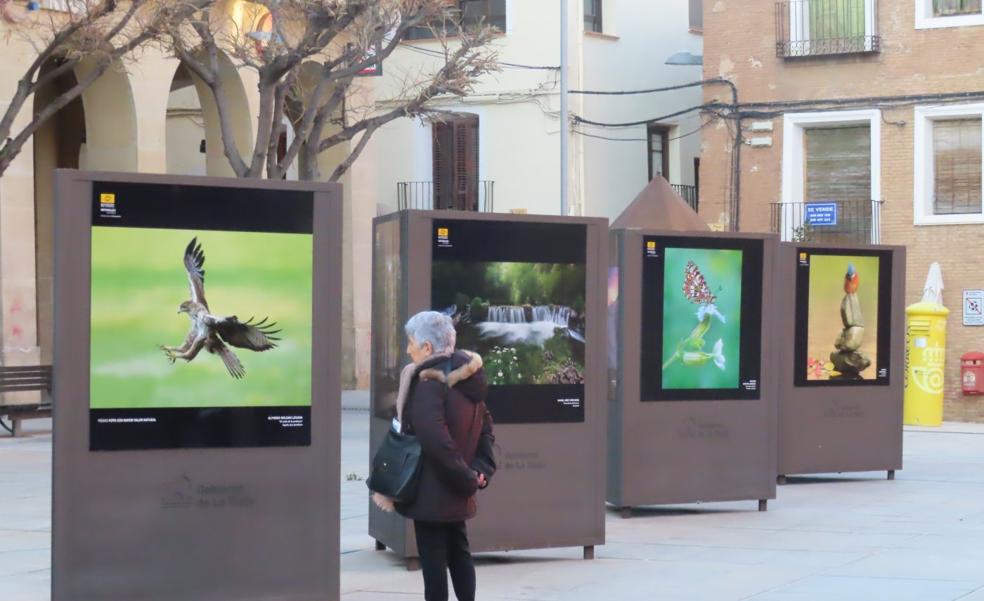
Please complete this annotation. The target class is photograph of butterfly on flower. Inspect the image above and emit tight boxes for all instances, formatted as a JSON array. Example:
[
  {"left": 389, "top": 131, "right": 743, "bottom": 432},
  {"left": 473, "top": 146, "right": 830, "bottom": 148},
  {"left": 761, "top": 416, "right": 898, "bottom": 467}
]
[{"left": 660, "top": 248, "right": 744, "bottom": 390}]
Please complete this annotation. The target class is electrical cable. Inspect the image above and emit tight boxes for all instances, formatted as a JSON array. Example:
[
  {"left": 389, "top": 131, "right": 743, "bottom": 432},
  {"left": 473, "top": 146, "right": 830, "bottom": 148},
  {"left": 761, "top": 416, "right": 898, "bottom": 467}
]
[
  {"left": 0, "top": 416, "right": 13, "bottom": 436},
  {"left": 573, "top": 118, "right": 714, "bottom": 143},
  {"left": 401, "top": 42, "right": 559, "bottom": 70},
  {"left": 574, "top": 104, "right": 713, "bottom": 128},
  {"left": 569, "top": 78, "right": 730, "bottom": 96}
]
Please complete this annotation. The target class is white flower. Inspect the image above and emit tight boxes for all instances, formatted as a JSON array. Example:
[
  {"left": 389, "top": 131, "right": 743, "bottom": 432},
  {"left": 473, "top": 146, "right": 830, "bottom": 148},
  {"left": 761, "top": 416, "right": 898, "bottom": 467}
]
[
  {"left": 498, "top": 371, "right": 504, "bottom": 377},
  {"left": 696, "top": 303, "right": 726, "bottom": 324}
]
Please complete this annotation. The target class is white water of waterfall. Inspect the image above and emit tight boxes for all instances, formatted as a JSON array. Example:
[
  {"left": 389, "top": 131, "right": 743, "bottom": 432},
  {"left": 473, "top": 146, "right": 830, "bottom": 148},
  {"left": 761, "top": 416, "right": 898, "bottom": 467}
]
[
  {"left": 487, "top": 305, "right": 572, "bottom": 327},
  {"left": 487, "top": 306, "right": 527, "bottom": 323}
]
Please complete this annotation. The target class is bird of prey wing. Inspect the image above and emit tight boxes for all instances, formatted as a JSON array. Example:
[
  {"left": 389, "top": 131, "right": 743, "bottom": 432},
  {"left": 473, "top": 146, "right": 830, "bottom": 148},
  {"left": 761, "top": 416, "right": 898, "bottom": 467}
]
[
  {"left": 215, "top": 341, "right": 246, "bottom": 379},
  {"left": 213, "top": 316, "right": 281, "bottom": 351},
  {"left": 184, "top": 237, "right": 208, "bottom": 309}
]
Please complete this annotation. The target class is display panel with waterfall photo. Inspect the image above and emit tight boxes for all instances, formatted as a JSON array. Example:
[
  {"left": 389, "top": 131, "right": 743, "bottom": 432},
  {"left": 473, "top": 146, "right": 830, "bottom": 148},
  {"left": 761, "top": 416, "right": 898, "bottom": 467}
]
[
  {"left": 794, "top": 249, "right": 892, "bottom": 386},
  {"left": 432, "top": 220, "right": 587, "bottom": 423},
  {"left": 640, "top": 236, "right": 764, "bottom": 401},
  {"left": 88, "top": 181, "right": 314, "bottom": 451}
]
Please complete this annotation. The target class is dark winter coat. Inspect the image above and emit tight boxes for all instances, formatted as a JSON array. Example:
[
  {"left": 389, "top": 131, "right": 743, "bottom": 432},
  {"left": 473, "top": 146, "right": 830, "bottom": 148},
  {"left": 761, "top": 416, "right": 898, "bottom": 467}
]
[{"left": 396, "top": 350, "right": 496, "bottom": 523}]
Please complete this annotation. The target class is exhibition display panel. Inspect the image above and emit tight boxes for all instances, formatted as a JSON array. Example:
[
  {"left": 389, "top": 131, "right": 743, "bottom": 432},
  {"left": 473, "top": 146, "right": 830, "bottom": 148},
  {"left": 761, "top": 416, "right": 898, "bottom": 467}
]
[
  {"left": 607, "top": 229, "right": 778, "bottom": 514},
  {"left": 370, "top": 210, "right": 608, "bottom": 564},
  {"left": 776, "top": 243, "right": 906, "bottom": 480},
  {"left": 52, "top": 171, "right": 343, "bottom": 601}
]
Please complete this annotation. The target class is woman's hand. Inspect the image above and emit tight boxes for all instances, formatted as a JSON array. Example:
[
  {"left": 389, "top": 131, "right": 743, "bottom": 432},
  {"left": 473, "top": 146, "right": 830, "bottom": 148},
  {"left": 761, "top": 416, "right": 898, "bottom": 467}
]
[{"left": 476, "top": 472, "right": 488, "bottom": 489}]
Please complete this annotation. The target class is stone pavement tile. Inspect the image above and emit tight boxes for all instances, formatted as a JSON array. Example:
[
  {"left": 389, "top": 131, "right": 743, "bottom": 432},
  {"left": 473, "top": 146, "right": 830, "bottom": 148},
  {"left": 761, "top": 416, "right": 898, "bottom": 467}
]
[
  {"left": 3, "top": 569, "right": 50, "bottom": 601},
  {"left": 951, "top": 585, "right": 984, "bottom": 600},
  {"left": 823, "top": 547, "right": 984, "bottom": 585},
  {"left": 0, "top": 548, "right": 50, "bottom": 578},
  {"left": 744, "top": 575, "right": 978, "bottom": 601},
  {"left": 0, "top": 528, "right": 49, "bottom": 554}
]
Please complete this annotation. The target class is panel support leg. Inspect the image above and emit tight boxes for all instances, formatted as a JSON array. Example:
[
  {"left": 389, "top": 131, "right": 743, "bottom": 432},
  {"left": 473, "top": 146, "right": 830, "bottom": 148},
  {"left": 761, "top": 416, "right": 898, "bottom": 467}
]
[
  {"left": 375, "top": 539, "right": 386, "bottom": 551},
  {"left": 758, "top": 499, "right": 768, "bottom": 512},
  {"left": 583, "top": 545, "right": 595, "bottom": 560},
  {"left": 887, "top": 470, "right": 895, "bottom": 481},
  {"left": 405, "top": 557, "right": 420, "bottom": 571},
  {"left": 12, "top": 418, "right": 23, "bottom": 438}
]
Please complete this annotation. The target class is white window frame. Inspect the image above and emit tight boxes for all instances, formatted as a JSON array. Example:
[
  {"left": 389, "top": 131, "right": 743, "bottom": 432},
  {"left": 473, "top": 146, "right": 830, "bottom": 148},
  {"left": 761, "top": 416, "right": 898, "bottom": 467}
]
[
  {"left": 916, "top": 0, "right": 984, "bottom": 29},
  {"left": 781, "top": 109, "right": 882, "bottom": 241},
  {"left": 788, "top": 0, "right": 876, "bottom": 55},
  {"left": 913, "top": 103, "right": 984, "bottom": 225}
]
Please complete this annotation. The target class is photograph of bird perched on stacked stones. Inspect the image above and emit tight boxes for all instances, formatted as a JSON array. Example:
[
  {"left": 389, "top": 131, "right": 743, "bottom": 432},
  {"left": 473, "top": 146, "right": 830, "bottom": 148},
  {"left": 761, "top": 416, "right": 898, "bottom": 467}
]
[
  {"left": 89, "top": 227, "right": 313, "bottom": 410},
  {"left": 805, "top": 255, "right": 881, "bottom": 381}
]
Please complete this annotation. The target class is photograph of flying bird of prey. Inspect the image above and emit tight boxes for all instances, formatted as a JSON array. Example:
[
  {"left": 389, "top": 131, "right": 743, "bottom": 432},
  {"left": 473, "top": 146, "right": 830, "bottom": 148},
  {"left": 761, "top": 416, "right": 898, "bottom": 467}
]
[{"left": 159, "top": 237, "right": 282, "bottom": 379}]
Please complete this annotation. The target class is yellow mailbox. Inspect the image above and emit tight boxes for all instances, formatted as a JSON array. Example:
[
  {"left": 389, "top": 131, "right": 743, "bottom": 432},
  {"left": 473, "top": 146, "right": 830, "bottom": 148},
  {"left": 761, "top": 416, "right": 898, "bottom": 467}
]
[{"left": 904, "top": 301, "right": 950, "bottom": 426}]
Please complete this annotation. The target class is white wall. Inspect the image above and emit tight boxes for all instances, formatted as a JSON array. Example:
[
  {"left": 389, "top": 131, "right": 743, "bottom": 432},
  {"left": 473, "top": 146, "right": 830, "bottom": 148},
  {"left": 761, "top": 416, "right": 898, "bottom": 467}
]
[
  {"left": 368, "top": 0, "right": 578, "bottom": 216},
  {"left": 580, "top": 0, "right": 704, "bottom": 220},
  {"left": 369, "top": 0, "right": 702, "bottom": 220}
]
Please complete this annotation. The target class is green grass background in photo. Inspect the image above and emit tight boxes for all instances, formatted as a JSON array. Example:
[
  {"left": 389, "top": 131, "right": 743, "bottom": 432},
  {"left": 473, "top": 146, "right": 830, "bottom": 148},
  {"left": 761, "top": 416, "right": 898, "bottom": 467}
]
[
  {"left": 89, "top": 227, "right": 313, "bottom": 409},
  {"left": 661, "top": 247, "right": 743, "bottom": 390},
  {"left": 806, "top": 254, "right": 880, "bottom": 381}
]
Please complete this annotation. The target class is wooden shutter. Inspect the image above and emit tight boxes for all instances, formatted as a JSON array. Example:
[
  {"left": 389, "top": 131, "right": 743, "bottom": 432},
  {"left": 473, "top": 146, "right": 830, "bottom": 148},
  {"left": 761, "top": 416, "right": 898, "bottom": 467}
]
[
  {"left": 689, "top": 0, "right": 703, "bottom": 31},
  {"left": 433, "top": 121, "right": 455, "bottom": 210},
  {"left": 934, "top": 0, "right": 982, "bottom": 16},
  {"left": 433, "top": 114, "right": 479, "bottom": 211},
  {"left": 933, "top": 118, "right": 982, "bottom": 215},
  {"left": 804, "top": 125, "right": 872, "bottom": 237}
]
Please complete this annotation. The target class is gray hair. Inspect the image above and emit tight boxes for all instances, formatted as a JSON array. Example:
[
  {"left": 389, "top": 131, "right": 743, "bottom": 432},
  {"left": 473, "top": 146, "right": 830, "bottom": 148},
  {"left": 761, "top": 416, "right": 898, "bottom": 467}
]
[{"left": 404, "top": 311, "right": 456, "bottom": 355}]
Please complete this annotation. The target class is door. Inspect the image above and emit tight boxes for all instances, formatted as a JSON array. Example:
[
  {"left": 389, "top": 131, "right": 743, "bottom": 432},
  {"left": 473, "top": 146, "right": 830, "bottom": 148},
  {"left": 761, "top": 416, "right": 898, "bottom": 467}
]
[{"left": 433, "top": 114, "right": 479, "bottom": 211}]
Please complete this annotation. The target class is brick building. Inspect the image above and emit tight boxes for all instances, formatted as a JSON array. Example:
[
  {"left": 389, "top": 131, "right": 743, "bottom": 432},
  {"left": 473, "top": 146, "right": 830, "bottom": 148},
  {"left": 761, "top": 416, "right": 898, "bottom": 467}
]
[{"left": 700, "top": 0, "right": 984, "bottom": 420}]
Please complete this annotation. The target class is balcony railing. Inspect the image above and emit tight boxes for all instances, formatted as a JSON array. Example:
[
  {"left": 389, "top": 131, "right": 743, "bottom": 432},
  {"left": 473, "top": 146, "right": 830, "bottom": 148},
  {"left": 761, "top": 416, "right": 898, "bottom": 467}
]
[
  {"left": 672, "top": 184, "right": 699, "bottom": 213},
  {"left": 397, "top": 181, "right": 495, "bottom": 212},
  {"left": 771, "top": 200, "right": 883, "bottom": 244},
  {"left": 776, "top": 0, "right": 880, "bottom": 58}
]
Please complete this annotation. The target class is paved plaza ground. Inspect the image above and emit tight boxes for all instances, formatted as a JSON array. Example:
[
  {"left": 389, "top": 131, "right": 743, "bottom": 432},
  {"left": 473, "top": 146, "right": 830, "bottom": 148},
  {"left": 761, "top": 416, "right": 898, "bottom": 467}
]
[{"left": 4, "top": 392, "right": 984, "bottom": 600}]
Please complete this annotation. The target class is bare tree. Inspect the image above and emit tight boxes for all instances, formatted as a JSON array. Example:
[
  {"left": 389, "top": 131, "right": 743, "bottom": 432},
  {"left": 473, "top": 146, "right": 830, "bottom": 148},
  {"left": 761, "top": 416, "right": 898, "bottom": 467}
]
[
  {"left": 0, "top": 0, "right": 208, "bottom": 176},
  {"left": 166, "top": 0, "right": 499, "bottom": 181}
]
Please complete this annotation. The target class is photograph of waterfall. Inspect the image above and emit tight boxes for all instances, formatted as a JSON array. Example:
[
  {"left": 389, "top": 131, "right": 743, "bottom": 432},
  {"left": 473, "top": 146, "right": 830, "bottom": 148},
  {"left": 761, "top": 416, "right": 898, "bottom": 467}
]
[
  {"left": 430, "top": 218, "right": 589, "bottom": 424},
  {"left": 432, "top": 261, "right": 587, "bottom": 386}
]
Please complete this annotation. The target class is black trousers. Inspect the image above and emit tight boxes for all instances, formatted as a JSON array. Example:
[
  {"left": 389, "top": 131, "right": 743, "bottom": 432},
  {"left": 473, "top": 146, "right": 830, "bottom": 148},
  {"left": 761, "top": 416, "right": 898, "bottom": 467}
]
[{"left": 413, "top": 520, "right": 476, "bottom": 601}]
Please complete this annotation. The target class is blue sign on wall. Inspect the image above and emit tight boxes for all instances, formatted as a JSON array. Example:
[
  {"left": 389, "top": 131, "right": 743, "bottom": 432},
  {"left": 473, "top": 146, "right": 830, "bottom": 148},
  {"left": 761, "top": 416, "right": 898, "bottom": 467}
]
[{"left": 805, "top": 202, "right": 838, "bottom": 226}]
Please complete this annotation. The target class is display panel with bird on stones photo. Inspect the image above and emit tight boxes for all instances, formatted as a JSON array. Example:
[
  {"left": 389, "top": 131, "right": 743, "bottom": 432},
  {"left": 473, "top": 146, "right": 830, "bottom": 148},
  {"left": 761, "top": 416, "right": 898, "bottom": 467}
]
[{"left": 804, "top": 254, "right": 880, "bottom": 382}]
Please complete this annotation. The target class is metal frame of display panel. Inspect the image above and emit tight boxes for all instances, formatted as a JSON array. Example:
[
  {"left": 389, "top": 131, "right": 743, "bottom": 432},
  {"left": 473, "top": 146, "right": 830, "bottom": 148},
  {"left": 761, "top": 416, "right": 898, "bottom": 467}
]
[
  {"left": 52, "top": 171, "right": 343, "bottom": 601},
  {"left": 369, "top": 210, "right": 608, "bottom": 566},
  {"left": 776, "top": 242, "right": 906, "bottom": 481},
  {"left": 607, "top": 229, "right": 779, "bottom": 515}
]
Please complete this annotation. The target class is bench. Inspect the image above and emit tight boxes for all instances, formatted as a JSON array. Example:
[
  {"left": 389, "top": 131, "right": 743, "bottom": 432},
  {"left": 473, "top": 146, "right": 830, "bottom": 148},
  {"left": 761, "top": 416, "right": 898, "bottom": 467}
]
[{"left": 0, "top": 365, "right": 53, "bottom": 437}]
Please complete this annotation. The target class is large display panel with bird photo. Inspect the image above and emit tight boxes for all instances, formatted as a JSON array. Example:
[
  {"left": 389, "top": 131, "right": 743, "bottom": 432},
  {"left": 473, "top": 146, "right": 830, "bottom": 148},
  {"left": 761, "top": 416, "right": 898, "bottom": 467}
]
[
  {"left": 640, "top": 236, "right": 764, "bottom": 401},
  {"left": 88, "top": 182, "right": 314, "bottom": 450},
  {"left": 794, "top": 248, "right": 893, "bottom": 387}
]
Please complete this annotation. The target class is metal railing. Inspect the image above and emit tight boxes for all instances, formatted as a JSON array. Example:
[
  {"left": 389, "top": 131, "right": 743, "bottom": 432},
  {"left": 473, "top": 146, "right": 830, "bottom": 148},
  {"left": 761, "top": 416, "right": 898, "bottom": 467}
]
[
  {"left": 672, "top": 184, "right": 699, "bottom": 213},
  {"left": 397, "top": 181, "right": 495, "bottom": 212},
  {"left": 771, "top": 200, "right": 883, "bottom": 244},
  {"left": 776, "top": 0, "right": 880, "bottom": 58}
]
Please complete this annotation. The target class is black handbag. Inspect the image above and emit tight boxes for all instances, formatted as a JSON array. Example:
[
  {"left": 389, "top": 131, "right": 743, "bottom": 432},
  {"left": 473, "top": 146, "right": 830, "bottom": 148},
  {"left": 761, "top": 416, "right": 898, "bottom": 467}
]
[
  {"left": 366, "top": 427, "right": 423, "bottom": 504},
  {"left": 366, "top": 359, "right": 452, "bottom": 504}
]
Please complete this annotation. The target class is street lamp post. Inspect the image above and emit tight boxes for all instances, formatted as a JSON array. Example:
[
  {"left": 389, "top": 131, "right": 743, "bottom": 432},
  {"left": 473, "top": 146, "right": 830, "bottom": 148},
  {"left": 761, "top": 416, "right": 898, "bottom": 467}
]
[{"left": 560, "top": 0, "right": 569, "bottom": 216}]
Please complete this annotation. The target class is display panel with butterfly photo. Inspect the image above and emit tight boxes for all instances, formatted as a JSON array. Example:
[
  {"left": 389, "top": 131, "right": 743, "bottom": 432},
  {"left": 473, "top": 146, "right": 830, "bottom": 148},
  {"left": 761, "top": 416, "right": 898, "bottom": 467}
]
[{"left": 640, "top": 236, "right": 764, "bottom": 401}]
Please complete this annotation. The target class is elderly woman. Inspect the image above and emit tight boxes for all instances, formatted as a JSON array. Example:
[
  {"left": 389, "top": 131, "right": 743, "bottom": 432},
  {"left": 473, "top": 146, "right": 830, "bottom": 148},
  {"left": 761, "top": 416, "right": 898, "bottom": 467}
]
[{"left": 387, "top": 311, "right": 495, "bottom": 601}]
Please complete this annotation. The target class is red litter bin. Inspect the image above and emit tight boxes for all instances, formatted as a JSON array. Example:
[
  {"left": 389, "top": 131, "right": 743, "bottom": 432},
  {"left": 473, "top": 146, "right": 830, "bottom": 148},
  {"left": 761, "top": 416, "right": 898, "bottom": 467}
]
[{"left": 962, "top": 352, "right": 984, "bottom": 396}]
